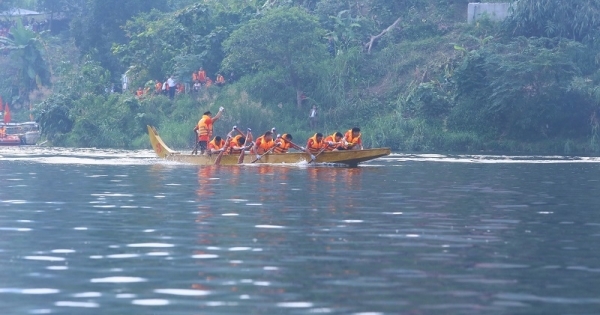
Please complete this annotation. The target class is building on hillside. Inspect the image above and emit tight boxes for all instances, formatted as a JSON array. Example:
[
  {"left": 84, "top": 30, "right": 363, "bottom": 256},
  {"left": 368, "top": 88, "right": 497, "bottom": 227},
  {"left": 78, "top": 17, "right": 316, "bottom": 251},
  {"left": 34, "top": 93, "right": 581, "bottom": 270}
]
[{"left": 467, "top": 3, "right": 510, "bottom": 24}]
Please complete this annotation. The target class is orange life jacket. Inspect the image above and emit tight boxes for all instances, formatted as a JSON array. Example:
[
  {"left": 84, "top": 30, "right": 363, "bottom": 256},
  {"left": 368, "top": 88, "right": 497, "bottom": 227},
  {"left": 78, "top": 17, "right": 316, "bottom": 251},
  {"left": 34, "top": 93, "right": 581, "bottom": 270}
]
[
  {"left": 136, "top": 89, "right": 143, "bottom": 97},
  {"left": 216, "top": 75, "right": 225, "bottom": 84},
  {"left": 196, "top": 115, "right": 213, "bottom": 141},
  {"left": 273, "top": 134, "right": 292, "bottom": 154},
  {"left": 255, "top": 135, "right": 275, "bottom": 153},
  {"left": 324, "top": 133, "right": 342, "bottom": 151},
  {"left": 155, "top": 82, "right": 162, "bottom": 92},
  {"left": 344, "top": 129, "right": 361, "bottom": 146},
  {"left": 229, "top": 135, "right": 244, "bottom": 154},
  {"left": 307, "top": 134, "right": 324, "bottom": 154},
  {"left": 208, "top": 138, "right": 225, "bottom": 151},
  {"left": 192, "top": 72, "right": 198, "bottom": 82}
]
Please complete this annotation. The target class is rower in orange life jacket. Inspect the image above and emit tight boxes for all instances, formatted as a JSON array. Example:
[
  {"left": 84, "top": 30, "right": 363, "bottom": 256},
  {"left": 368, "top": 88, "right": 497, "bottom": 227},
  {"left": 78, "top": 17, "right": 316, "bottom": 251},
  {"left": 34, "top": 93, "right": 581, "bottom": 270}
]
[
  {"left": 305, "top": 133, "right": 325, "bottom": 161},
  {"left": 227, "top": 134, "right": 247, "bottom": 155},
  {"left": 252, "top": 131, "right": 275, "bottom": 158},
  {"left": 208, "top": 136, "right": 226, "bottom": 154},
  {"left": 273, "top": 133, "right": 304, "bottom": 154},
  {"left": 323, "top": 132, "right": 344, "bottom": 151},
  {"left": 343, "top": 127, "right": 363, "bottom": 150},
  {"left": 193, "top": 107, "right": 224, "bottom": 154}
]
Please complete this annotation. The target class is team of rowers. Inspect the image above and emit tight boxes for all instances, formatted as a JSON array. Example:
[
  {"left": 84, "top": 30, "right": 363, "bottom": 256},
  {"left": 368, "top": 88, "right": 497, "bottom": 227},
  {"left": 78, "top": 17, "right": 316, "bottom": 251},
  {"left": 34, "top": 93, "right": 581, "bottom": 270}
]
[{"left": 193, "top": 107, "right": 363, "bottom": 161}]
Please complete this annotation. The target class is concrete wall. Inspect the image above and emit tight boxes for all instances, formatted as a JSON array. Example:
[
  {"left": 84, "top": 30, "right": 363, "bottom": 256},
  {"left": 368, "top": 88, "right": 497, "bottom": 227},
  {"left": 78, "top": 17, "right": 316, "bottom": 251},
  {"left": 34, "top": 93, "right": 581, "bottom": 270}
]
[{"left": 468, "top": 3, "right": 510, "bottom": 24}]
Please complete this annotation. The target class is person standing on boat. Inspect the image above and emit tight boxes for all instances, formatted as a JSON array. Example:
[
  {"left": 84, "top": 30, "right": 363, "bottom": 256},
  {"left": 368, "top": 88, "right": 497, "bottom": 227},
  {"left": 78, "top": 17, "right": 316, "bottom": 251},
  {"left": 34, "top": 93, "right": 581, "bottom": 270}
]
[
  {"left": 194, "top": 107, "right": 224, "bottom": 155},
  {"left": 343, "top": 127, "right": 363, "bottom": 150}
]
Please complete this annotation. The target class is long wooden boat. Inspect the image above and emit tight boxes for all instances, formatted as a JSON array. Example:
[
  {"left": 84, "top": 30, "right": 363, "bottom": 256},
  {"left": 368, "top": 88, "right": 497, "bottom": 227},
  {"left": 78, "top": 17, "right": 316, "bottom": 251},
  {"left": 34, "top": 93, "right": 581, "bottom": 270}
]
[{"left": 148, "top": 125, "right": 390, "bottom": 167}]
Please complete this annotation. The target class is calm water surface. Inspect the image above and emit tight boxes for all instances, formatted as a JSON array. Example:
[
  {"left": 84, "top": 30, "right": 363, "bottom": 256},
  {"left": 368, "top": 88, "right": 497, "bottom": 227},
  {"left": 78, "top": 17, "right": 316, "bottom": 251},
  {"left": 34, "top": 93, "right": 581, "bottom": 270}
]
[{"left": 1, "top": 147, "right": 600, "bottom": 315}]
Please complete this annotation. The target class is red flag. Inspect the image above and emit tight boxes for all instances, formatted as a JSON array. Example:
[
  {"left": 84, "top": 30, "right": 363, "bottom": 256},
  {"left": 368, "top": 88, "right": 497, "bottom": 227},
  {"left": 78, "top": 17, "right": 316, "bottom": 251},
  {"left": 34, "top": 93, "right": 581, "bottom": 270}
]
[{"left": 3, "top": 103, "right": 10, "bottom": 124}]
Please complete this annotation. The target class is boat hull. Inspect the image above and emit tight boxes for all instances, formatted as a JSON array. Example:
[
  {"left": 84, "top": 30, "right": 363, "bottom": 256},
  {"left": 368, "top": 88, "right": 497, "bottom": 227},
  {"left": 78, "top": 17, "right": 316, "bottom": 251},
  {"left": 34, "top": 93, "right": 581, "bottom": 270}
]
[
  {"left": 0, "top": 135, "right": 22, "bottom": 146},
  {"left": 147, "top": 125, "right": 390, "bottom": 166}
]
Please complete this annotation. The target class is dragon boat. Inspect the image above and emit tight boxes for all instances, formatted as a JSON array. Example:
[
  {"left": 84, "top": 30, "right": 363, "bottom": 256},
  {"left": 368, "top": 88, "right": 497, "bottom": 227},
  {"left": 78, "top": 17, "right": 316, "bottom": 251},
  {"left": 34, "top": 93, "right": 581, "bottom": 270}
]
[{"left": 148, "top": 125, "right": 390, "bottom": 167}]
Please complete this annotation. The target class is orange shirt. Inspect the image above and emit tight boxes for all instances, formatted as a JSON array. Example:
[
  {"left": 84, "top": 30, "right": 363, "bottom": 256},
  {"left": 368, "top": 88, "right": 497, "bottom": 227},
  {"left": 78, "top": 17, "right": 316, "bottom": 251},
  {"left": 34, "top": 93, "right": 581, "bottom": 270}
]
[
  {"left": 344, "top": 130, "right": 362, "bottom": 146},
  {"left": 306, "top": 134, "right": 325, "bottom": 154},
  {"left": 196, "top": 115, "right": 213, "bottom": 142},
  {"left": 208, "top": 138, "right": 225, "bottom": 151},
  {"left": 255, "top": 135, "right": 275, "bottom": 153},
  {"left": 198, "top": 70, "right": 206, "bottom": 82},
  {"left": 323, "top": 134, "right": 342, "bottom": 151}
]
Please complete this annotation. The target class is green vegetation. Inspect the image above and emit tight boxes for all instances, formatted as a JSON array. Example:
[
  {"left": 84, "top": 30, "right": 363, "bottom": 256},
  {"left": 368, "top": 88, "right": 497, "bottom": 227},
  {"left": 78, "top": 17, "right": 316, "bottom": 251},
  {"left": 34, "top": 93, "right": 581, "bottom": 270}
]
[{"left": 3, "top": 0, "right": 600, "bottom": 154}]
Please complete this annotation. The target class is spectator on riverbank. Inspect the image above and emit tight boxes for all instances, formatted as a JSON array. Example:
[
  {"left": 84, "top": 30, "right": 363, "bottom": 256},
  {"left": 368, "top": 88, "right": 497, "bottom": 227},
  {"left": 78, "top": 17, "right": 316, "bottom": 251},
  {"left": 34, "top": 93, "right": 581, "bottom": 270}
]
[
  {"left": 167, "top": 75, "right": 176, "bottom": 100},
  {"left": 309, "top": 105, "right": 317, "bottom": 130}
]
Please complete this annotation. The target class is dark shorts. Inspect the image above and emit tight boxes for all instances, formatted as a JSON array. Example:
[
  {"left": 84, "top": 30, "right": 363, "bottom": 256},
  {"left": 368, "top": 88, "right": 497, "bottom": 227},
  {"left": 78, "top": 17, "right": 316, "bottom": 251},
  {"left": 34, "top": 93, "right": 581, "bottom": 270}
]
[{"left": 197, "top": 141, "right": 207, "bottom": 151}]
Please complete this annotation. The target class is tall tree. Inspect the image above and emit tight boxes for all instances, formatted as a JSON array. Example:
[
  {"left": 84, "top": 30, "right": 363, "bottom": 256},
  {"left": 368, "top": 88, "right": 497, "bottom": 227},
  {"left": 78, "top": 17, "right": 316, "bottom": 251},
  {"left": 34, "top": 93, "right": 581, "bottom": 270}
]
[
  {"left": 222, "top": 7, "right": 327, "bottom": 108},
  {"left": 0, "top": 20, "right": 51, "bottom": 105},
  {"left": 70, "top": 0, "right": 168, "bottom": 76}
]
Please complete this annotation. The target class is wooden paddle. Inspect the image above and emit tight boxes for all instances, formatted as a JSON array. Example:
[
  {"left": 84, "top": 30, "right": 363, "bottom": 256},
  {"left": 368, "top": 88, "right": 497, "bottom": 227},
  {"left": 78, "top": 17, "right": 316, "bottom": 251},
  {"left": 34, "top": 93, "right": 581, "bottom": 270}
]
[
  {"left": 191, "top": 130, "right": 199, "bottom": 154},
  {"left": 238, "top": 128, "right": 252, "bottom": 164},
  {"left": 251, "top": 146, "right": 276, "bottom": 163},
  {"left": 214, "top": 135, "right": 231, "bottom": 165},
  {"left": 308, "top": 147, "right": 326, "bottom": 164}
]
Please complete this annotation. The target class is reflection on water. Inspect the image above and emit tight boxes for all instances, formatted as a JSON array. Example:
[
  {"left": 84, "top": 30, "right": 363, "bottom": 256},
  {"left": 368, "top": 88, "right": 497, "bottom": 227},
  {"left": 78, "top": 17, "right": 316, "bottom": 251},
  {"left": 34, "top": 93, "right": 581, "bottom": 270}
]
[{"left": 2, "top": 148, "right": 600, "bottom": 314}]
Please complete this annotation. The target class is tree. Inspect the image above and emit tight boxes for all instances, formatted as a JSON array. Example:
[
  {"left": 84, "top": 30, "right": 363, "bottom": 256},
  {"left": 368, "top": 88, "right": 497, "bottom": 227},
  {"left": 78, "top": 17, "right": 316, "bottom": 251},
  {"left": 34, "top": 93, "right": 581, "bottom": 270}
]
[
  {"left": 222, "top": 7, "right": 327, "bottom": 108},
  {"left": 70, "top": 0, "right": 168, "bottom": 76},
  {"left": 0, "top": 20, "right": 51, "bottom": 105},
  {"left": 113, "top": 3, "right": 244, "bottom": 86},
  {"left": 506, "top": 0, "right": 600, "bottom": 42}
]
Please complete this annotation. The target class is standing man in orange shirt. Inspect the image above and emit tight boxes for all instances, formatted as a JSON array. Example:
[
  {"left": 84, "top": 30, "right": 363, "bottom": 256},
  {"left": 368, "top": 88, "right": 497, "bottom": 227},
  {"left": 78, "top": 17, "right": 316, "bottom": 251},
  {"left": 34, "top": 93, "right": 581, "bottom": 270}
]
[{"left": 193, "top": 107, "right": 224, "bottom": 155}]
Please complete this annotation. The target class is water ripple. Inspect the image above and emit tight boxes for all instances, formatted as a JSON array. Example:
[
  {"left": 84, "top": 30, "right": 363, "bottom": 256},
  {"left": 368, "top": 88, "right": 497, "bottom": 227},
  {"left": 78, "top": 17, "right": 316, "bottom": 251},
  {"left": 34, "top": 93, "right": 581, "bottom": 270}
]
[
  {"left": 55, "top": 301, "right": 99, "bottom": 308},
  {"left": 90, "top": 277, "right": 147, "bottom": 283},
  {"left": 154, "top": 289, "right": 210, "bottom": 296},
  {"left": 132, "top": 299, "right": 170, "bottom": 306}
]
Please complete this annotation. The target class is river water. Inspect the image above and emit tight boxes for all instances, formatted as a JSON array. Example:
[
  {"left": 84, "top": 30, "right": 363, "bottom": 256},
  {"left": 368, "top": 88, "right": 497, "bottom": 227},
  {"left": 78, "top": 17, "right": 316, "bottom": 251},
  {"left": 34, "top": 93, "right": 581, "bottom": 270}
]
[{"left": 1, "top": 147, "right": 600, "bottom": 315}]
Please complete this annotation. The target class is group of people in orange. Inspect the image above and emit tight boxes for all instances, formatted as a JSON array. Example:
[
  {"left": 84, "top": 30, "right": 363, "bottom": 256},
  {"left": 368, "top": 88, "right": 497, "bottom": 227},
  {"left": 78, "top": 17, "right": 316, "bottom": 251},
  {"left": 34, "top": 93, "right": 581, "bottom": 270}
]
[
  {"left": 135, "top": 68, "right": 226, "bottom": 99},
  {"left": 192, "top": 107, "right": 363, "bottom": 162},
  {"left": 192, "top": 67, "right": 225, "bottom": 90}
]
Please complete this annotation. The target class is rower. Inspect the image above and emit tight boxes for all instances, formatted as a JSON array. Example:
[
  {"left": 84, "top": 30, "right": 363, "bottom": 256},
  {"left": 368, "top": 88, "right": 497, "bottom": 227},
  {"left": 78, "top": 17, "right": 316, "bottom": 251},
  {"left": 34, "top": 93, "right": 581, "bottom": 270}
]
[
  {"left": 253, "top": 131, "right": 275, "bottom": 157},
  {"left": 306, "top": 133, "right": 325, "bottom": 160},
  {"left": 225, "top": 128, "right": 247, "bottom": 155},
  {"left": 208, "top": 136, "right": 226, "bottom": 154},
  {"left": 324, "top": 132, "right": 344, "bottom": 151},
  {"left": 273, "top": 133, "right": 304, "bottom": 154},
  {"left": 343, "top": 127, "right": 363, "bottom": 150}
]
